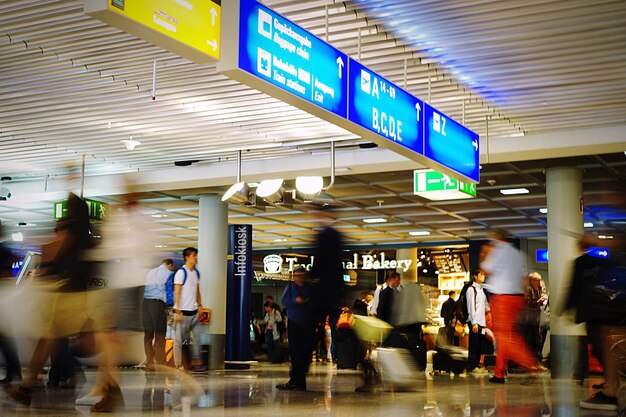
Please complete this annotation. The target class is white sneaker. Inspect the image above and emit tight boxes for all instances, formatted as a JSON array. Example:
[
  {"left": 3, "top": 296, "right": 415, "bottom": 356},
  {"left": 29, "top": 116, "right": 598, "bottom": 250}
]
[{"left": 75, "top": 395, "right": 102, "bottom": 406}]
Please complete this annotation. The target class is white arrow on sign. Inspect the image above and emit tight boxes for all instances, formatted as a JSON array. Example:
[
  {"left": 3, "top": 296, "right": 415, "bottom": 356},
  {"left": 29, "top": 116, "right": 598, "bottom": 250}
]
[
  {"left": 472, "top": 140, "right": 478, "bottom": 151},
  {"left": 336, "top": 57, "right": 344, "bottom": 79},
  {"left": 210, "top": 8, "right": 218, "bottom": 26},
  {"left": 206, "top": 39, "right": 218, "bottom": 52},
  {"left": 599, "top": 250, "right": 608, "bottom": 257},
  {"left": 415, "top": 102, "right": 421, "bottom": 121}
]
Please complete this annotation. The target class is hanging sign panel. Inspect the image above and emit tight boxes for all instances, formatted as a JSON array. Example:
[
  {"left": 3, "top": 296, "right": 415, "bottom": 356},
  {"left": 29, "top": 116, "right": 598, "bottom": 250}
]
[
  {"left": 85, "top": 0, "right": 221, "bottom": 63},
  {"left": 219, "top": 0, "right": 347, "bottom": 119},
  {"left": 423, "top": 103, "right": 480, "bottom": 183},
  {"left": 218, "top": 0, "right": 479, "bottom": 183},
  {"left": 348, "top": 59, "right": 424, "bottom": 157}
]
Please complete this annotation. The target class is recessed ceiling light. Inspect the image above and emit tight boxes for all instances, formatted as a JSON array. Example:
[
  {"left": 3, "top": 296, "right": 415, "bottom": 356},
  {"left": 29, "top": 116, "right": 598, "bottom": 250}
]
[
  {"left": 539, "top": 208, "right": 548, "bottom": 214},
  {"left": 584, "top": 222, "right": 594, "bottom": 228},
  {"left": 409, "top": 231, "right": 431, "bottom": 236},
  {"left": 12, "top": 232, "right": 23, "bottom": 242},
  {"left": 500, "top": 188, "right": 529, "bottom": 195},
  {"left": 363, "top": 218, "right": 387, "bottom": 224},
  {"left": 598, "top": 235, "right": 614, "bottom": 239},
  {"left": 273, "top": 238, "right": 288, "bottom": 242},
  {"left": 154, "top": 244, "right": 168, "bottom": 248}
]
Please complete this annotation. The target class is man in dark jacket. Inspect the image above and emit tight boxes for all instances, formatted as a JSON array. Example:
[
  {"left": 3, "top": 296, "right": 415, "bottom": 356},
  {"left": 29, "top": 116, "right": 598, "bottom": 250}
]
[
  {"left": 440, "top": 291, "right": 457, "bottom": 345},
  {"left": 376, "top": 272, "right": 400, "bottom": 325},
  {"left": 276, "top": 267, "right": 314, "bottom": 391}
]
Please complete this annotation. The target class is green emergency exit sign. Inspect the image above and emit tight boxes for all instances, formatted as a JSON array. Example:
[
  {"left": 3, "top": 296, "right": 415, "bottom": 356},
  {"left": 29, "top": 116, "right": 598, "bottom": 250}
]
[
  {"left": 53, "top": 199, "right": 109, "bottom": 221},
  {"left": 414, "top": 170, "right": 476, "bottom": 201}
]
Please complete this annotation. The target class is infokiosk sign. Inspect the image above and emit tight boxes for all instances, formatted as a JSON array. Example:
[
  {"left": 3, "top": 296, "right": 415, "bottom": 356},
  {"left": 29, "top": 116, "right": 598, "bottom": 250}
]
[{"left": 218, "top": 0, "right": 479, "bottom": 183}]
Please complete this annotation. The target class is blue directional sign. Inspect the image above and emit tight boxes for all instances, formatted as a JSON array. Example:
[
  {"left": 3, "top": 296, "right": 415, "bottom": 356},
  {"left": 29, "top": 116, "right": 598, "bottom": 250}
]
[
  {"left": 348, "top": 59, "right": 424, "bottom": 156},
  {"left": 237, "top": 0, "right": 347, "bottom": 117},
  {"left": 423, "top": 103, "right": 480, "bottom": 183},
  {"left": 536, "top": 249, "right": 549, "bottom": 263},
  {"left": 588, "top": 247, "right": 610, "bottom": 259}
]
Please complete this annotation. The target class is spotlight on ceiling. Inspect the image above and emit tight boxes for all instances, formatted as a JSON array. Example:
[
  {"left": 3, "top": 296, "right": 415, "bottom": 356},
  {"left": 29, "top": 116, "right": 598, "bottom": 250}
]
[
  {"left": 221, "top": 181, "right": 250, "bottom": 204},
  {"left": 256, "top": 179, "right": 284, "bottom": 203},
  {"left": 295, "top": 176, "right": 324, "bottom": 200}
]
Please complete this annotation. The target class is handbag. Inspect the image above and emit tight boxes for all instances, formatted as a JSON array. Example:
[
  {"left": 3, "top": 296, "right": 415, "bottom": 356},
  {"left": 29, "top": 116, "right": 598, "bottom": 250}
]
[{"left": 336, "top": 310, "right": 355, "bottom": 329}]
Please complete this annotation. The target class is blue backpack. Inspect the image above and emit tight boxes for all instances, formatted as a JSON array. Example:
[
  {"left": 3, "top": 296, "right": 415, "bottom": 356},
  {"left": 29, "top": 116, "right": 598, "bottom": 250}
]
[{"left": 165, "top": 267, "right": 200, "bottom": 307}]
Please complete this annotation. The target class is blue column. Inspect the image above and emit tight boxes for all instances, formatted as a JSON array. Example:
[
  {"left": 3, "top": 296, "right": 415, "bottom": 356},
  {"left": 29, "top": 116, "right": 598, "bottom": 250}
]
[{"left": 226, "top": 224, "right": 252, "bottom": 368}]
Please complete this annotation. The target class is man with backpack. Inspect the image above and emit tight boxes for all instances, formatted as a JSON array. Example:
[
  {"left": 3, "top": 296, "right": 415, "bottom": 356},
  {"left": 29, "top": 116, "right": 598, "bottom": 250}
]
[
  {"left": 173, "top": 247, "right": 204, "bottom": 372},
  {"left": 465, "top": 269, "right": 490, "bottom": 373},
  {"left": 142, "top": 258, "right": 175, "bottom": 370}
]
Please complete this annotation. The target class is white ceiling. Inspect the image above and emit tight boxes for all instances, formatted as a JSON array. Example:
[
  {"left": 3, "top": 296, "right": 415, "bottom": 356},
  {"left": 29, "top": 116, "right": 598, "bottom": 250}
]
[{"left": 1, "top": 0, "right": 625, "bottom": 253}]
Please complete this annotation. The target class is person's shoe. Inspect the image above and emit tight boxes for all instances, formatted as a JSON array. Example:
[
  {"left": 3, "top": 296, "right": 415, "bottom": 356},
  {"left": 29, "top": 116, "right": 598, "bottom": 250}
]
[
  {"left": 0, "top": 373, "right": 22, "bottom": 385},
  {"left": 75, "top": 394, "right": 103, "bottom": 406},
  {"left": 592, "top": 382, "right": 606, "bottom": 390},
  {"left": 275, "top": 383, "right": 306, "bottom": 391},
  {"left": 528, "top": 364, "right": 549, "bottom": 374},
  {"left": 90, "top": 383, "right": 124, "bottom": 412},
  {"left": 6, "top": 385, "right": 32, "bottom": 407},
  {"left": 489, "top": 376, "right": 505, "bottom": 384},
  {"left": 579, "top": 392, "right": 618, "bottom": 411}
]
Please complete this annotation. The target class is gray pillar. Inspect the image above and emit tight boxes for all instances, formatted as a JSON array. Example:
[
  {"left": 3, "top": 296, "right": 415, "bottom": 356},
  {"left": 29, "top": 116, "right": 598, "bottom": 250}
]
[
  {"left": 198, "top": 194, "right": 228, "bottom": 370},
  {"left": 546, "top": 166, "right": 586, "bottom": 379},
  {"left": 396, "top": 248, "right": 417, "bottom": 284}
]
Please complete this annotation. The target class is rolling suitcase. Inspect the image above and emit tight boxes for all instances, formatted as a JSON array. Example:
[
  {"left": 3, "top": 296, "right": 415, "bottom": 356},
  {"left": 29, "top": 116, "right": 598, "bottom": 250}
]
[
  {"left": 433, "top": 345, "right": 468, "bottom": 374},
  {"left": 376, "top": 347, "right": 421, "bottom": 386}
]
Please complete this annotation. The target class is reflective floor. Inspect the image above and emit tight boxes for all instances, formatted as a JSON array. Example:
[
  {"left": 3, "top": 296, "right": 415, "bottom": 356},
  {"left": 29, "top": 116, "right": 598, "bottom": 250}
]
[{"left": 0, "top": 362, "right": 616, "bottom": 416}]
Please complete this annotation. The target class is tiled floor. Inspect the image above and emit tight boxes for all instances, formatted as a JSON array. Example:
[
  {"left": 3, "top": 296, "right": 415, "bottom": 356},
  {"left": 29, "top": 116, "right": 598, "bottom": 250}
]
[{"left": 0, "top": 362, "right": 616, "bottom": 416}]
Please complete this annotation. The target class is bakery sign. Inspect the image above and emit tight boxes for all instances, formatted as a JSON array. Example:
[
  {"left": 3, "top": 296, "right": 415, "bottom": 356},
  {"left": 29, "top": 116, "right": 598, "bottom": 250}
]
[{"left": 262, "top": 252, "right": 412, "bottom": 275}]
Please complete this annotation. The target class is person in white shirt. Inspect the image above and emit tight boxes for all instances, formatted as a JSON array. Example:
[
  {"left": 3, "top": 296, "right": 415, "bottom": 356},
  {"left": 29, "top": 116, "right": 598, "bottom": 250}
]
[
  {"left": 142, "top": 258, "right": 174, "bottom": 370},
  {"left": 466, "top": 269, "right": 490, "bottom": 372},
  {"left": 173, "top": 247, "right": 203, "bottom": 372}
]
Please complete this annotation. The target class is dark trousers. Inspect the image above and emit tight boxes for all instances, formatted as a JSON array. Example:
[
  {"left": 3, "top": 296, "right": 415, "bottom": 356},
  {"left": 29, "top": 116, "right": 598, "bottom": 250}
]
[
  {"left": 467, "top": 324, "right": 485, "bottom": 370},
  {"left": 0, "top": 333, "right": 21, "bottom": 378},
  {"left": 287, "top": 320, "right": 313, "bottom": 388},
  {"left": 142, "top": 299, "right": 167, "bottom": 365}
]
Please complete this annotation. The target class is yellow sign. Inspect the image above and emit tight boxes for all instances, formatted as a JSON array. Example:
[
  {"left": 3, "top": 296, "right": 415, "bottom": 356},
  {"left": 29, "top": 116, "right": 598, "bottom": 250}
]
[{"left": 86, "top": 0, "right": 221, "bottom": 63}]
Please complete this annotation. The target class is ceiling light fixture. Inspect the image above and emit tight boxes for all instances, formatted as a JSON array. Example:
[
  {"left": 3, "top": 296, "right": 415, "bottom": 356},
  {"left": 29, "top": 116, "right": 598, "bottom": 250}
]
[
  {"left": 598, "top": 235, "right": 614, "bottom": 239},
  {"left": 256, "top": 179, "right": 285, "bottom": 203},
  {"left": 363, "top": 218, "right": 387, "bottom": 224},
  {"left": 295, "top": 176, "right": 324, "bottom": 200},
  {"left": 500, "top": 188, "right": 529, "bottom": 195},
  {"left": 409, "top": 230, "right": 431, "bottom": 236},
  {"left": 221, "top": 150, "right": 250, "bottom": 204},
  {"left": 120, "top": 134, "right": 141, "bottom": 150},
  {"left": 539, "top": 208, "right": 548, "bottom": 214},
  {"left": 12, "top": 232, "right": 23, "bottom": 242},
  {"left": 584, "top": 222, "right": 594, "bottom": 228}
]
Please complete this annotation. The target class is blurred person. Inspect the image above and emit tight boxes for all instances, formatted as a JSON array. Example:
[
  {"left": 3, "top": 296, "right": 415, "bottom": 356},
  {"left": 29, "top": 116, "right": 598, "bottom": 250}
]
[
  {"left": 143, "top": 258, "right": 175, "bottom": 371},
  {"left": 440, "top": 291, "right": 457, "bottom": 346},
  {"left": 77, "top": 191, "right": 154, "bottom": 411},
  {"left": 481, "top": 229, "right": 544, "bottom": 384},
  {"left": 466, "top": 269, "right": 490, "bottom": 373},
  {"left": 259, "top": 300, "right": 282, "bottom": 360},
  {"left": 309, "top": 208, "right": 345, "bottom": 364},
  {"left": 369, "top": 281, "right": 386, "bottom": 317},
  {"left": 0, "top": 222, "right": 21, "bottom": 384},
  {"left": 276, "top": 267, "right": 314, "bottom": 391},
  {"left": 524, "top": 272, "right": 547, "bottom": 360},
  {"left": 562, "top": 232, "right": 626, "bottom": 412},
  {"left": 173, "top": 247, "right": 204, "bottom": 372},
  {"left": 8, "top": 192, "right": 92, "bottom": 406}
]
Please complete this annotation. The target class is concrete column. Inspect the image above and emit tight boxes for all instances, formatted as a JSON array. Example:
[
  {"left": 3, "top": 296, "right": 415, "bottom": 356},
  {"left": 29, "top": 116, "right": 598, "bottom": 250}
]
[
  {"left": 198, "top": 194, "right": 228, "bottom": 370},
  {"left": 546, "top": 166, "right": 586, "bottom": 379},
  {"left": 396, "top": 247, "right": 417, "bottom": 284}
]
